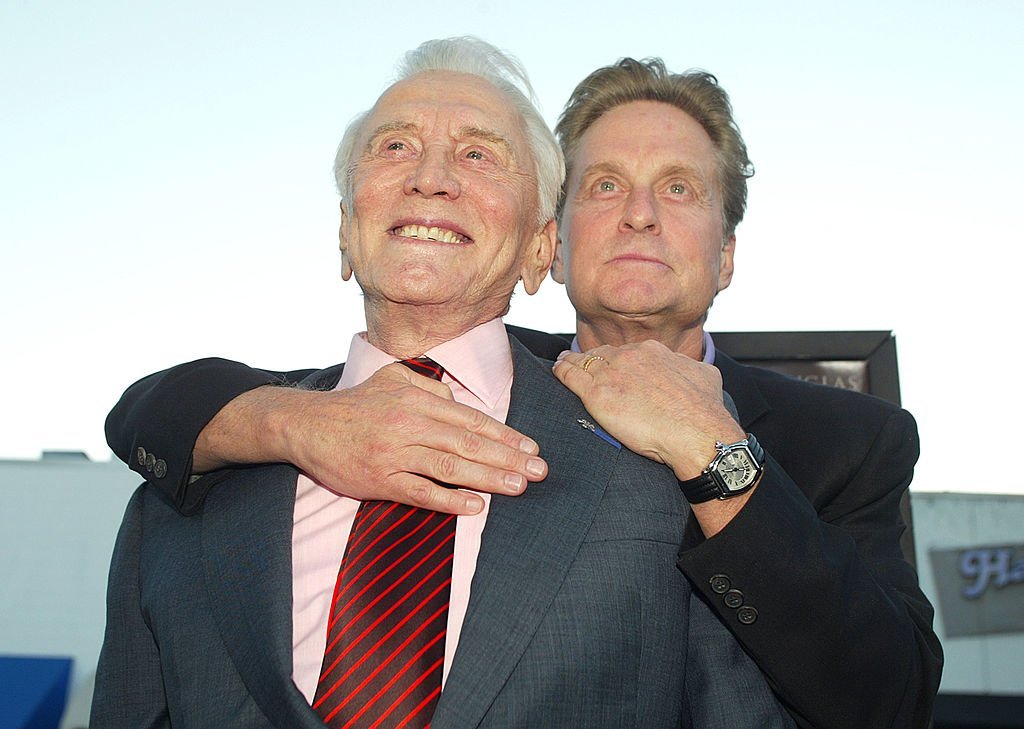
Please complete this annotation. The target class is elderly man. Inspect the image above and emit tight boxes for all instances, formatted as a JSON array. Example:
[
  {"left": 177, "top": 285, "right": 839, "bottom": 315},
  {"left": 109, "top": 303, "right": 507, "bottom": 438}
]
[
  {"left": 104, "top": 54, "right": 941, "bottom": 727},
  {"left": 92, "top": 38, "right": 791, "bottom": 729}
]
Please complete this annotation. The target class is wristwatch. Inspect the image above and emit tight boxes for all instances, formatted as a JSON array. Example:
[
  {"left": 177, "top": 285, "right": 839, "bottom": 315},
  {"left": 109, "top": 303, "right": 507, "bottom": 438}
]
[{"left": 678, "top": 433, "right": 765, "bottom": 504}]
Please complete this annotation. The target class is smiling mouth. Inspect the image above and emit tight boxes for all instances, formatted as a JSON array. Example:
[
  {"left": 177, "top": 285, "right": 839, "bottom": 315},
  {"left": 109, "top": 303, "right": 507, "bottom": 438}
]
[{"left": 391, "top": 224, "right": 471, "bottom": 245}]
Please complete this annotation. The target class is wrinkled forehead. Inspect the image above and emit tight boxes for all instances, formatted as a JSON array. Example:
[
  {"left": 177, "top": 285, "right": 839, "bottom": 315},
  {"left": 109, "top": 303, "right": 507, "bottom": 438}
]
[
  {"left": 571, "top": 100, "right": 719, "bottom": 185},
  {"left": 359, "top": 71, "right": 531, "bottom": 162}
]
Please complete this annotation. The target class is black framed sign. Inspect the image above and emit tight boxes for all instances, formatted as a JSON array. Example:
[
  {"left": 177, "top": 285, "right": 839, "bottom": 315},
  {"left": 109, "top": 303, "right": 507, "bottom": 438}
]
[{"left": 710, "top": 330, "right": 903, "bottom": 406}]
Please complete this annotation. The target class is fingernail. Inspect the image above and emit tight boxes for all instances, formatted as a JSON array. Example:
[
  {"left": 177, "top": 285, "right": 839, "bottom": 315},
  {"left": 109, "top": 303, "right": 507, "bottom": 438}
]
[
  {"left": 504, "top": 473, "right": 525, "bottom": 493},
  {"left": 526, "top": 458, "right": 546, "bottom": 477},
  {"left": 519, "top": 437, "right": 539, "bottom": 454},
  {"left": 556, "top": 350, "right": 569, "bottom": 361}
]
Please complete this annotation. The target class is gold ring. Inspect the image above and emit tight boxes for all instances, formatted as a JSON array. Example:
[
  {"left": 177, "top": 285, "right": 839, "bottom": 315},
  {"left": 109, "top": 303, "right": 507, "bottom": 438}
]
[{"left": 581, "top": 354, "right": 606, "bottom": 372}]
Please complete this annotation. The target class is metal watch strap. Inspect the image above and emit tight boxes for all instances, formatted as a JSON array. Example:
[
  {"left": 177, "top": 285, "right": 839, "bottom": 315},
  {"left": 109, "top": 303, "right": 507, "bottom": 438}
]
[{"left": 678, "top": 433, "right": 764, "bottom": 504}]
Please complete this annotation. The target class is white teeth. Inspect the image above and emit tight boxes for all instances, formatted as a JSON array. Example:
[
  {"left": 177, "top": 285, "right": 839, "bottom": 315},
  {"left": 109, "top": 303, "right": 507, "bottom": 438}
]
[{"left": 394, "top": 224, "right": 468, "bottom": 244}]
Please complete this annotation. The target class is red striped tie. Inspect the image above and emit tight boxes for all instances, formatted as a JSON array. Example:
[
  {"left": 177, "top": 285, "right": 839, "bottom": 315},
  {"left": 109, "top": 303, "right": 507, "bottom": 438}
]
[{"left": 312, "top": 358, "right": 454, "bottom": 729}]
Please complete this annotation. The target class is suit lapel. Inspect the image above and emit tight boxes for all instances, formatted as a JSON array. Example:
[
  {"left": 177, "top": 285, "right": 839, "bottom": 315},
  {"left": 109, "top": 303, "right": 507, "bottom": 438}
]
[
  {"left": 716, "top": 351, "right": 770, "bottom": 430},
  {"left": 433, "top": 338, "right": 624, "bottom": 728},
  {"left": 200, "top": 465, "right": 327, "bottom": 728},
  {"left": 199, "top": 364, "right": 345, "bottom": 729}
]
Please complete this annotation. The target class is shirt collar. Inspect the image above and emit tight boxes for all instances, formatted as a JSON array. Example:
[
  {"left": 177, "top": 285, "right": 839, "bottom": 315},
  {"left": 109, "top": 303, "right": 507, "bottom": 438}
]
[
  {"left": 569, "top": 331, "right": 716, "bottom": 365},
  {"left": 338, "top": 318, "right": 513, "bottom": 410}
]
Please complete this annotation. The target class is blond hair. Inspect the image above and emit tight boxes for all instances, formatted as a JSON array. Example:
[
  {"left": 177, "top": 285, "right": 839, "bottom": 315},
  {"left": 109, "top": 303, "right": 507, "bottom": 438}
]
[{"left": 556, "top": 58, "right": 753, "bottom": 237}]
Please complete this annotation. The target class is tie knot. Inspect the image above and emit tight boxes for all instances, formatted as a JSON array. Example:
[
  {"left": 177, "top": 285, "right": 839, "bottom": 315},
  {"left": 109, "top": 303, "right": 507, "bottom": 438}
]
[{"left": 401, "top": 357, "right": 445, "bottom": 382}]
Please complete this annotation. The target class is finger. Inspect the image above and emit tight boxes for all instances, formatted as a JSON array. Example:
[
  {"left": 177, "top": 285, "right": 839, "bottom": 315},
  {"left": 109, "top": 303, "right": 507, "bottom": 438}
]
[
  {"left": 365, "top": 384, "right": 547, "bottom": 491},
  {"left": 449, "top": 399, "right": 542, "bottom": 456},
  {"left": 401, "top": 387, "right": 541, "bottom": 456},
  {"left": 552, "top": 356, "right": 594, "bottom": 396},
  {"left": 558, "top": 343, "right": 618, "bottom": 360},
  {"left": 389, "top": 473, "right": 487, "bottom": 515},
  {"left": 407, "top": 374, "right": 456, "bottom": 401},
  {"left": 379, "top": 362, "right": 455, "bottom": 401},
  {"left": 401, "top": 434, "right": 548, "bottom": 493},
  {"left": 555, "top": 350, "right": 588, "bottom": 368},
  {"left": 387, "top": 410, "right": 548, "bottom": 490},
  {"left": 556, "top": 350, "right": 612, "bottom": 374},
  {"left": 379, "top": 365, "right": 538, "bottom": 454}
]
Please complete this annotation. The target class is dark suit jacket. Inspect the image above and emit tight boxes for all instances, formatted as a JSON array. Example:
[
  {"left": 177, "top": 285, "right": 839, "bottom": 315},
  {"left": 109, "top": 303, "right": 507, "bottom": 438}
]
[
  {"left": 506, "top": 328, "right": 943, "bottom": 727},
  {"left": 93, "top": 338, "right": 793, "bottom": 728},
  {"left": 102, "top": 326, "right": 941, "bottom": 728}
]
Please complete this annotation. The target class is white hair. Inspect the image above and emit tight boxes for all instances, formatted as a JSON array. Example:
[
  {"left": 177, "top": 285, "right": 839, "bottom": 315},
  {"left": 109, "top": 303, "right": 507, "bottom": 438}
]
[{"left": 333, "top": 37, "right": 564, "bottom": 225}]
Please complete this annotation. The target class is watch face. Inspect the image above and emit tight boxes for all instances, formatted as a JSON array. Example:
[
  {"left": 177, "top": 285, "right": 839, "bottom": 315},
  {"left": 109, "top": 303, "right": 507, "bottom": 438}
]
[{"left": 717, "top": 450, "right": 756, "bottom": 492}]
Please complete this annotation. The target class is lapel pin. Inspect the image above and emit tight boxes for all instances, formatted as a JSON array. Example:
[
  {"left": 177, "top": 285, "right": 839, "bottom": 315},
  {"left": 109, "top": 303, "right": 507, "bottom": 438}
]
[{"left": 576, "top": 418, "right": 621, "bottom": 449}]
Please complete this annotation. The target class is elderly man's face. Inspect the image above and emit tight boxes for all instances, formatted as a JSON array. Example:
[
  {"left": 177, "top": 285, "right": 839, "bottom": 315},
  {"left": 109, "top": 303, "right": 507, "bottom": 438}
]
[
  {"left": 341, "top": 71, "right": 555, "bottom": 322},
  {"left": 553, "top": 101, "right": 735, "bottom": 334}
]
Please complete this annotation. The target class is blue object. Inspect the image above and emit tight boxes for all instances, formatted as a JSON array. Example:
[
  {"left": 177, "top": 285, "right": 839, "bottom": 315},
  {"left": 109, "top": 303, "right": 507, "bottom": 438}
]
[{"left": 0, "top": 656, "right": 73, "bottom": 729}]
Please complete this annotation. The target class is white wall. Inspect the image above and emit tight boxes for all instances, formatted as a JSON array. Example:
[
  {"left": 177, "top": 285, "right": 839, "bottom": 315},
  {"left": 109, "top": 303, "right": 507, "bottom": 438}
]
[{"left": 0, "top": 456, "right": 140, "bottom": 726}]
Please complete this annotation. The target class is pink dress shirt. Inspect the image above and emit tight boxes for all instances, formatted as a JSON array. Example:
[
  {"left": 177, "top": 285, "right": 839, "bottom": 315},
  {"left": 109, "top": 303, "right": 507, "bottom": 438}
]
[{"left": 290, "top": 318, "right": 514, "bottom": 702}]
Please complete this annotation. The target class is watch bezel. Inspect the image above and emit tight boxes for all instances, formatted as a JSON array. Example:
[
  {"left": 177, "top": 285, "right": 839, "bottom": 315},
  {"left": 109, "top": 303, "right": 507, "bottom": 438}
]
[
  {"left": 677, "top": 433, "right": 765, "bottom": 504},
  {"left": 708, "top": 441, "right": 760, "bottom": 495}
]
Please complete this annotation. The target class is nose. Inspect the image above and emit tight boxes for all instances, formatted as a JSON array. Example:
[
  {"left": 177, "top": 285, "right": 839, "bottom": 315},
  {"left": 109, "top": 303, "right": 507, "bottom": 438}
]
[
  {"left": 619, "top": 188, "right": 660, "bottom": 235},
  {"left": 404, "top": 145, "right": 461, "bottom": 199}
]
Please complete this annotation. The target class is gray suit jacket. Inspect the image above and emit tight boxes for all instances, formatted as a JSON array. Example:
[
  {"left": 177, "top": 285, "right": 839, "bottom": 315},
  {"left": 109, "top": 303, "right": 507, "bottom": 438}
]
[{"left": 92, "top": 338, "right": 793, "bottom": 728}]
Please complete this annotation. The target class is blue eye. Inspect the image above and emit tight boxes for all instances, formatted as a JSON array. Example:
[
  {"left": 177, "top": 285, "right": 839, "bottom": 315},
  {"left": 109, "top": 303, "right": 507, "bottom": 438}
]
[{"left": 466, "top": 149, "right": 484, "bottom": 160}]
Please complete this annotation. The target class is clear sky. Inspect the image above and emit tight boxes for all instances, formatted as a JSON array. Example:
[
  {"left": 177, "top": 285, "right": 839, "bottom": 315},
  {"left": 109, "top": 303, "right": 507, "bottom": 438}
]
[{"left": 2, "top": 0, "right": 1022, "bottom": 493}]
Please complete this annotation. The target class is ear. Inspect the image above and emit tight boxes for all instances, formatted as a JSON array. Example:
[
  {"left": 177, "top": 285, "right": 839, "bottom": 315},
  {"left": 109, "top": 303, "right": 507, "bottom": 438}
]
[
  {"left": 717, "top": 233, "right": 736, "bottom": 292},
  {"left": 550, "top": 235, "right": 566, "bottom": 284},
  {"left": 520, "top": 219, "right": 558, "bottom": 295},
  {"left": 339, "top": 202, "right": 353, "bottom": 281}
]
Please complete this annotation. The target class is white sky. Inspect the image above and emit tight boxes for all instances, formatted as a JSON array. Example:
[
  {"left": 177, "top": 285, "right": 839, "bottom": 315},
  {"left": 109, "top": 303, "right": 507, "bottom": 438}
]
[{"left": 2, "top": 0, "right": 1022, "bottom": 494}]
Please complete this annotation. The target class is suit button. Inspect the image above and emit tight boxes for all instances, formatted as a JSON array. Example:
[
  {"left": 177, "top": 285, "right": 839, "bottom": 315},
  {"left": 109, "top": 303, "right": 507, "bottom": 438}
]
[
  {"left": 737, "top": 606, "right": 758, "bottom": 625},
  {"left": 145, "top": 453, "right": 156, "bottom": 472},
  {"left": 724, "top": 589, "right": 744, "bottom": 609},
  {"left": 136, "top": 447, "right": 147, "bottom": 466},
  {"left": 154, "top": 459, "right": 168, "bottom": 479},
  {"left": 709, "top": 574, "right": 731, "bottom": 594}
]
